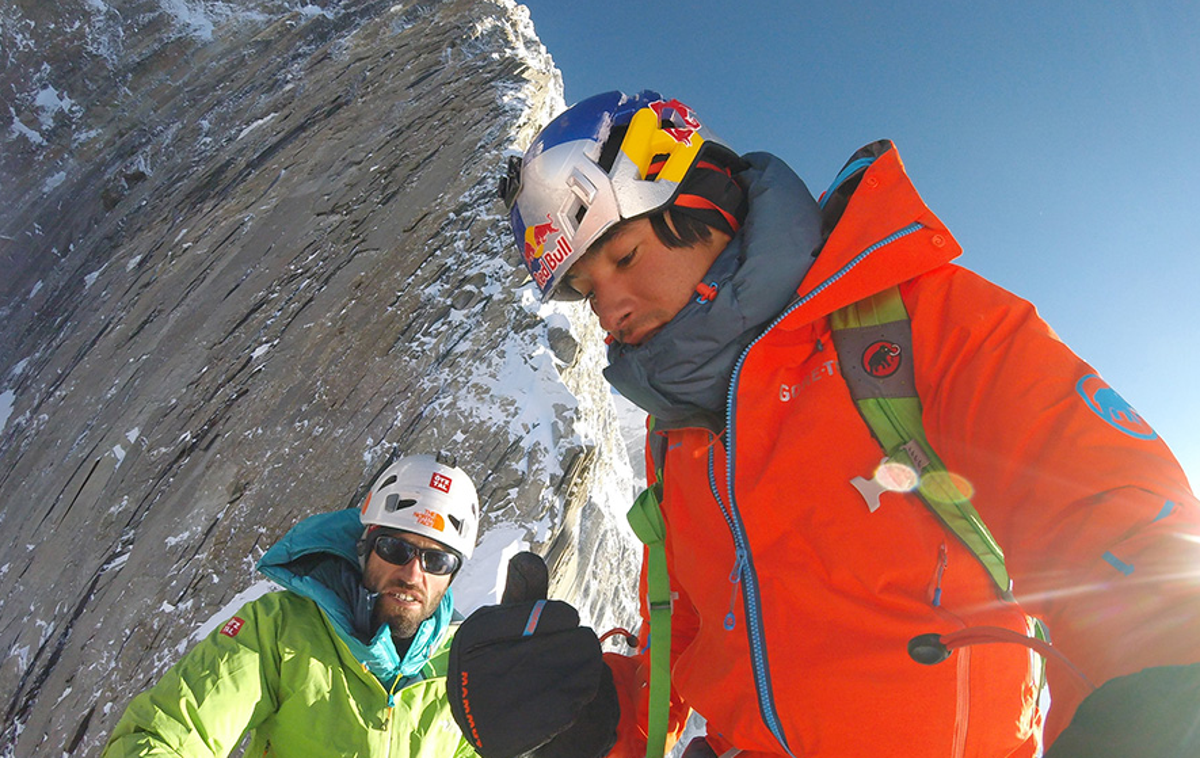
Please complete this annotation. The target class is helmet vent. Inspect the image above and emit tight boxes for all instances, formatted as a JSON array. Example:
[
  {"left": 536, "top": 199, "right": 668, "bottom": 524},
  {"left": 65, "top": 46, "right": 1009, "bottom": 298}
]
[
  {"left": 380, "top": 475, "right": 398, "bottom": 488},
  {"left": 448, "top": 514, "right": 464, "bottom": 534},
  {"left": 597, "top": 125, "right": 629, "bottom": 172},
  {"left": 385, "top": 494, "right": 417, "bottom": 512}
]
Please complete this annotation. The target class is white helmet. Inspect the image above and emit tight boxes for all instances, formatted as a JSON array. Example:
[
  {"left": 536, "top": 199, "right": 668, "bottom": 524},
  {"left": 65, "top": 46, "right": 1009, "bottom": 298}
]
[
  {"left": 500, "top": 89, "right": 742, "bottom": 301},
  {"left": 359, "top": 453, "right": 480, "bottom": 559}
]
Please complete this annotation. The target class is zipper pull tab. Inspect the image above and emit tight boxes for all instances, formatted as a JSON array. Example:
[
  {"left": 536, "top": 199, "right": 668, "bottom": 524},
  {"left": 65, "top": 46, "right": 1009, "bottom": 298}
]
[
  {"left": 932, "top": 543, "right": 948, "bottom": 607},
  {"left": 728, "top": 548, "right": 747, "bottom": 583},
  {"left": 383, "top": 677, "right": 400, "bottom": 730},
  {"left": 725, "top": 549, "right": 747, "bottom": 630}
]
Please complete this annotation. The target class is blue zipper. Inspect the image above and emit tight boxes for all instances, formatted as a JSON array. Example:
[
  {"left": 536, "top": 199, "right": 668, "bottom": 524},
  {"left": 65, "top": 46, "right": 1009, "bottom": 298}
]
[
  {"left": 707, "top": 447, "right": 748, "bottom": 631},
  {"left": 719, "top": 221, "right": 927, "bottom": 756}
]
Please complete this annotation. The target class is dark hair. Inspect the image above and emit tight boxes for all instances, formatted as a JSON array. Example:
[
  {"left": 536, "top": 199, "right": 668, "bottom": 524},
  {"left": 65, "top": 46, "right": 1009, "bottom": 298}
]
[
  {"left": 649, "top": 210, "right": 716, "bottom": 249},
  {"left": 589, "top": 209, "right": 716, "bottom": 256}
]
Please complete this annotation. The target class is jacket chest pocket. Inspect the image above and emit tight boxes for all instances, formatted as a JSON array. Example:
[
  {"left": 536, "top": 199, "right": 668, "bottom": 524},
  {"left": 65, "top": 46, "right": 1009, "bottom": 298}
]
[{"left": 731, "top": 328, "right": 886, "bottom": 502}]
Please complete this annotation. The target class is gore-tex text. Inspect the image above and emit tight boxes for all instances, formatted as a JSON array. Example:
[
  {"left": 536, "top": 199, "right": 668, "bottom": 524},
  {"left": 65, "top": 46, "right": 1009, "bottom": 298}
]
[{"left": 779, "top": 359, "right": 837, "bottom": 402}]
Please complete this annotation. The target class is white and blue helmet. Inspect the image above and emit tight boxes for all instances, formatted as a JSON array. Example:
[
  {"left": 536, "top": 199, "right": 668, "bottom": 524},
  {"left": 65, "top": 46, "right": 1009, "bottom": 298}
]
[{"left": 500, "top": 90, "right": 740, "bottom": 301}]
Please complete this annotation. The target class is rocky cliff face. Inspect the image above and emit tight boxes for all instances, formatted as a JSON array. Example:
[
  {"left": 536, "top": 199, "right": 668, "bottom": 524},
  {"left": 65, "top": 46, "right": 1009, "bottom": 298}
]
[{"left": 0, "top": 2, "right": 642, "bottom": 754}]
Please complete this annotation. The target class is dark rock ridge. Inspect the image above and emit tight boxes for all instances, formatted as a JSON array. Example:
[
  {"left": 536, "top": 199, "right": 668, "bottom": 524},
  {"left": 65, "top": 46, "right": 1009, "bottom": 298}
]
[{"left": 0, "top": 1, "right": 642, "bottom": 754}]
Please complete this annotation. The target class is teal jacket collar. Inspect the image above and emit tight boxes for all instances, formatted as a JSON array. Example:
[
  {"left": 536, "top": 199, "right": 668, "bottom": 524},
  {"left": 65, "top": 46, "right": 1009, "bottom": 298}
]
[{"left": 257, "top": 508, "right": 454, "bottom": 684}]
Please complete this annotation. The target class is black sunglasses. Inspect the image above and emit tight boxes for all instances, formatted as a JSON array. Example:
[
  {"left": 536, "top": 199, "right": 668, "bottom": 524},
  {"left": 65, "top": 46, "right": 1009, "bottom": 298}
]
[{"left": 372, "top": 534, "right": 460, "bottom": 576}]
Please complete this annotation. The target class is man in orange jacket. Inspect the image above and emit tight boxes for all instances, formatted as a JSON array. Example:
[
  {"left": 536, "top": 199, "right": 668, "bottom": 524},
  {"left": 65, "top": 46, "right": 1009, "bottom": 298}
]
[{"left": 450, "top": 90, "right": 1200, "bottom": 758}]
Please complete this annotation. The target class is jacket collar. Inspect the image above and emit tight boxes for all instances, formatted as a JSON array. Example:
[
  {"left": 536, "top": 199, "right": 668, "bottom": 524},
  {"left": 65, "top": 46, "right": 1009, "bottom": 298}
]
[
  {"left": 602, "top": 141, "right": 962, "bottom": 428},
  {"left": 257, "top": 509, "right": 454, "bottom": 683},
  {"left": 787, "top": 140, "right": 963, "bottom": 325},
  {"left": 603, "top": 151, "right": 824, "bottom": 429}
]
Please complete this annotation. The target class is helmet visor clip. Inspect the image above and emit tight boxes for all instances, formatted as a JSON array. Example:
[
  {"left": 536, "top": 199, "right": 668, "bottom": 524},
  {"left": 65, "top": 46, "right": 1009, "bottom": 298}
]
[{"left": 499, "top": 155, "right": 523, "bottom": 208}]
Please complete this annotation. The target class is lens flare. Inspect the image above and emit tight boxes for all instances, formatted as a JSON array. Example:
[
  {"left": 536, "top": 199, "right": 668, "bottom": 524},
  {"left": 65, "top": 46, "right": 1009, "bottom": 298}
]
[
  {"left": 919, "top": 470, "right": 976, "bottom": 503},
  {"left": 875, "top": 461, "right": 919, "bottom": 492}
]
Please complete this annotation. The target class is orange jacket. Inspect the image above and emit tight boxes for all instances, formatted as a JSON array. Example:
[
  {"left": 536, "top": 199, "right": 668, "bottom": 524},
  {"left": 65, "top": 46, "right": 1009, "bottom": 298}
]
[{"left": 605, "top": 142, "right": 1200, "bottom": 757}]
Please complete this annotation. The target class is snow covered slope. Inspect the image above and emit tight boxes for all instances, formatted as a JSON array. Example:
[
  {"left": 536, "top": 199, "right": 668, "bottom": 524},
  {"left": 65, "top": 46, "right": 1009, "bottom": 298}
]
[{"left": 0, "top": 2, "right": 644, "bottom": 754}]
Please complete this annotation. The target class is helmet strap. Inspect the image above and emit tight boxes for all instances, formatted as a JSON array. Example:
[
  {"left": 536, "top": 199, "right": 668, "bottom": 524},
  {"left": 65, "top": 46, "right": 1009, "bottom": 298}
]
[{"left": 669, "top": 152, "right": 748, "bottom": 237}]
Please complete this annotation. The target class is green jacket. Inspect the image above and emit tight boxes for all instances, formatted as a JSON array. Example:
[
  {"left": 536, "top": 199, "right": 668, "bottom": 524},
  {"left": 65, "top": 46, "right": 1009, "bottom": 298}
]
[{"left": 103, "top": 509, "right": 477, "bottom": 757}]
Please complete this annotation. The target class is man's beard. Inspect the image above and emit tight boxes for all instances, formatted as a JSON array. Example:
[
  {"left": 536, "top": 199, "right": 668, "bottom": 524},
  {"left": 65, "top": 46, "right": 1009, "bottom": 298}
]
[{"left": 371, "top": 581, "right": 446, "bottom": 640}]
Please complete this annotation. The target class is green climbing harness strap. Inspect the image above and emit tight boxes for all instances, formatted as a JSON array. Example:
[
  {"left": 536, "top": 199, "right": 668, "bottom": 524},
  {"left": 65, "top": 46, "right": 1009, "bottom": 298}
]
[
  {"left": 830, "top": 285, "right": 1012, "bottom": 598},
  {"left": 627, "top": 480, "right": 671, "bottom": 758}
]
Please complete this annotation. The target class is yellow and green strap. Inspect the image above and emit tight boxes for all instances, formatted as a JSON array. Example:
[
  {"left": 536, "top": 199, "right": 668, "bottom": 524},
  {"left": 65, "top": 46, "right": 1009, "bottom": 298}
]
[
  {"left": 830, "top": 286, "right": 1011, "bottom": 598},
  {"left": 627, "top": 481, "right": 671, "bottom": 758}
]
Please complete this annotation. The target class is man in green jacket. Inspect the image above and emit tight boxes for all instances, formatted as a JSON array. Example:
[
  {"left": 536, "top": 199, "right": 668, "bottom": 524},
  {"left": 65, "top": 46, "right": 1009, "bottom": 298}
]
[{"left": 103, "top": 452, "right": 483, "bottom": 757}]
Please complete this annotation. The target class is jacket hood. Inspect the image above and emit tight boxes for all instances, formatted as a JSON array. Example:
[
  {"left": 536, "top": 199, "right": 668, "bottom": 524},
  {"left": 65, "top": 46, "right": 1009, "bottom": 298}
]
[
  {"left": 603, "top": 141, "right": 962, "bottom": 427},
  {"left": 790, "top": 139, "right": 962, "bottom": 322},
  {"left": 604, "top": 151, "right": 824, "bottom": 428},
  {"left": 257, "top": 508, "right": 454, "bottom": 684}
]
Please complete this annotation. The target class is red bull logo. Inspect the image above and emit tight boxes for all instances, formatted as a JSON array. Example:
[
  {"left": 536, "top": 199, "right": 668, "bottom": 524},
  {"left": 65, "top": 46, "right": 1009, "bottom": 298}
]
[
  {"left": 523, "top": 215, "right": 573, "bottom": 289},
  {"left": 523, "top": 217, "right": 558, "bottom": 267},
  {"left": 650, "top": 98, "right": 702, "bottom": 145}
]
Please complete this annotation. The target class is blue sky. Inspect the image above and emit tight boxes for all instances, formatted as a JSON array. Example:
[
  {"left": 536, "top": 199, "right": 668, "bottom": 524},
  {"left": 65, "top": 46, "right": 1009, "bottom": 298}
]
[{"left": 518, "top": 0, "right": 1200, "bottom": 488}]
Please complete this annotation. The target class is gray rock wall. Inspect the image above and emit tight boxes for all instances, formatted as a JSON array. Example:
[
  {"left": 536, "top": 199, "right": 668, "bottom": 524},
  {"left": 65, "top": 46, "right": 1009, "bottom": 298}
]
[{"left": 0, "top": 2, "right": 642, "bottom": 754}]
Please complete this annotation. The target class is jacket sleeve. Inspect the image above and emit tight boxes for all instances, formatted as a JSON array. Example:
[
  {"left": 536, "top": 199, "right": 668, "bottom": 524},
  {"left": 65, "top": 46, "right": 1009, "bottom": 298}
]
[
  {"left": 904, "top": 265, "right": 1200, "bottom": 740},
  {"left": 102, "top": 598, "right": 282, "bottom": 758}
]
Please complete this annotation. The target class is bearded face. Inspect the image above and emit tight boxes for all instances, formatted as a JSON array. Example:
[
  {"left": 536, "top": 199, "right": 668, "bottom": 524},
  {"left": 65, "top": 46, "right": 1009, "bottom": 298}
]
[{"left": 361, "top": 531, "right": 455, "bottom": 640}]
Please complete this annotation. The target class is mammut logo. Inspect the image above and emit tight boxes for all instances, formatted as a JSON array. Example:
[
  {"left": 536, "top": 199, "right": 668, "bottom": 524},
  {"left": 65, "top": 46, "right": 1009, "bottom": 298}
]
[
  {"left": 862, "top": 341, "right": 902, "bottom": 378},
  {"left": 460, "top": 671, "right": 483, "bottom": 747},
  {"left": 1077, "top": 374, "right": 1156, "bottom": 440},
  {"left": 430, "top": 472, "right": 452, "bottom": 493}
]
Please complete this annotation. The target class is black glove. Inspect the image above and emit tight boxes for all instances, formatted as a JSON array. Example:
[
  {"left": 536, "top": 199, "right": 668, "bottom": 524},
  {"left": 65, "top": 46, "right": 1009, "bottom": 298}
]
[
  {"left": 448, "top": 552, "right": 620, "bottom": 758},
  {"left": 1044, "top": 663, "right": 1200, "bottom": 757},
  {"left": 500, "top": 550, "right": 550, "bottom": 605}
]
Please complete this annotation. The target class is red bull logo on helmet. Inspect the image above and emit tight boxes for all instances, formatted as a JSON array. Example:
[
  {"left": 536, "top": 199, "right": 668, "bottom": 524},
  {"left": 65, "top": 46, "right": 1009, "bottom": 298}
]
[
  {"left": 523, "top": 215, "right": 574, "bottom": 290},
  {"left": 523, "top": 217, "right": 558, "bottom": 267},
  {"left": 650, "top": 98, "right": 702, "bottom": 146}
]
